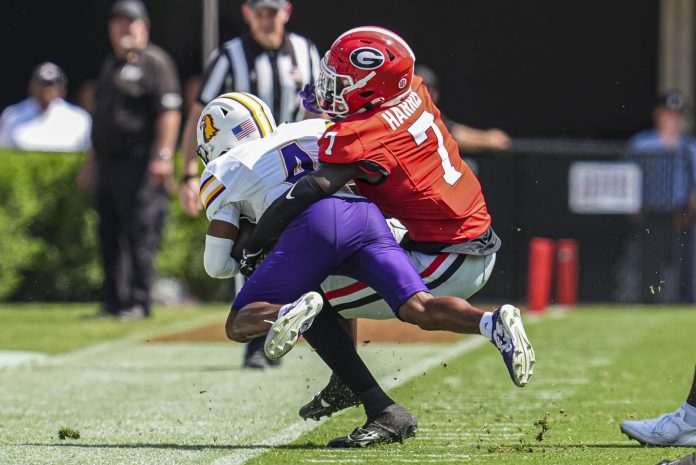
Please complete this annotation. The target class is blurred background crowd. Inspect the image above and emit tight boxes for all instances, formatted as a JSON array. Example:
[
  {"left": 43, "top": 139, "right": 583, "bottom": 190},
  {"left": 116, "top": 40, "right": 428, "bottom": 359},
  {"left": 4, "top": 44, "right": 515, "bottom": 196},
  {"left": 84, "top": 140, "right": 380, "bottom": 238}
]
[{"left": 2, "top": 0, "right": 696, "bottom": 317}]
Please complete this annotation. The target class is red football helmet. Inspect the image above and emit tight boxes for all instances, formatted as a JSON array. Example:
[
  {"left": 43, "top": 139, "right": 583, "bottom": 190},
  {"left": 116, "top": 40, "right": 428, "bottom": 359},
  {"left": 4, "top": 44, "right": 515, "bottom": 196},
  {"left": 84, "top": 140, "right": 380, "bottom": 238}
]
[{"left": 315, "top": 26, "right": 416, "bottom": 119}]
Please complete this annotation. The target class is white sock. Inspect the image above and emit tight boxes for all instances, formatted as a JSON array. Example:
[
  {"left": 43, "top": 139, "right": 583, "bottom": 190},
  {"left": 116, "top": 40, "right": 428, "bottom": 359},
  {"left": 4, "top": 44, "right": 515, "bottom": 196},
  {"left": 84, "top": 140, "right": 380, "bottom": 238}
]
[
  {"left": 479, "top": 312, "right": 493, "bottom": 339},
  {"left": 682, "top": 402, "right": 696, "bottom": 426}
]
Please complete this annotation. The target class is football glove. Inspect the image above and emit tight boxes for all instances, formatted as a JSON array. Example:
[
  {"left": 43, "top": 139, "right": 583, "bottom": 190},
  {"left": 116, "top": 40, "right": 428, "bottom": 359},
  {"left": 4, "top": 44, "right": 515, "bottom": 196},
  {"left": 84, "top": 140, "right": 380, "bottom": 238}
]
[
  {"left": 240, "top": 248, "right": 266, "bottom": 277},
  {"left": 299, "top": 83, "right": 322, "bottom": 115}
]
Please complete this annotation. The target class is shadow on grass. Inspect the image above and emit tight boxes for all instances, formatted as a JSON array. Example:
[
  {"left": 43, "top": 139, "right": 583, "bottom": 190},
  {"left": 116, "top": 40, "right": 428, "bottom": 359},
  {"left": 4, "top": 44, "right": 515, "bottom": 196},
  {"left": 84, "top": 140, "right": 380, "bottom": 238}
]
[
  {"left": 17, "top": 442, "right": 326, "bottom": 451},
  {"left": 28, "top": 365, "right": 244, "bottom": 373},
  {"left": 487, "top": 443, "right": 671, "bottom": 450},
  {"left": 17, "top": 442, "right": 659, "bottom": 451}
]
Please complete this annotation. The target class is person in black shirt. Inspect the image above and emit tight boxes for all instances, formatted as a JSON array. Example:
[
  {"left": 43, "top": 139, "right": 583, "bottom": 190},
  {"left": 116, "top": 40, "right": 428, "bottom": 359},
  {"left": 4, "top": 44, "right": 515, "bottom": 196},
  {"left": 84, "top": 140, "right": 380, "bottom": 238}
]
[{"left": 77, "top": 0, "right": 181, "bottom": 320}]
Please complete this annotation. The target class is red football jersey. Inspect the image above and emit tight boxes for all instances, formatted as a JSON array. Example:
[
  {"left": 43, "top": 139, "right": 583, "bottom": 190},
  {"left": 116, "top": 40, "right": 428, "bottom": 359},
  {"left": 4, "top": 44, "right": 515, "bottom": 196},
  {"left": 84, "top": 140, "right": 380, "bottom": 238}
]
[{"left": 318, "top": 76, "right": 491, "bottom": 243}]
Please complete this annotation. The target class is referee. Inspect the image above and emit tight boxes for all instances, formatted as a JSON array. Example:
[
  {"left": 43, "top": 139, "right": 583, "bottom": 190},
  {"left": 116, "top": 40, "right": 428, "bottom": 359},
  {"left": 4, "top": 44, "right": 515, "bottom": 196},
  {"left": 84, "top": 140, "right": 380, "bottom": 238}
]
[{"left": 178, "top": 0, "right": 320, "bottom": 368}]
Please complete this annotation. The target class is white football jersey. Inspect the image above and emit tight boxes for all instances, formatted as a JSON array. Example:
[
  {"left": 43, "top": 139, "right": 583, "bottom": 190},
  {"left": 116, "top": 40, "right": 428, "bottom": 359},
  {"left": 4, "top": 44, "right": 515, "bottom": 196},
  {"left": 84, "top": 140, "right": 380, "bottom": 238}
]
[{"left": 199, "top": 119, "right": 356, "bottom": 227}]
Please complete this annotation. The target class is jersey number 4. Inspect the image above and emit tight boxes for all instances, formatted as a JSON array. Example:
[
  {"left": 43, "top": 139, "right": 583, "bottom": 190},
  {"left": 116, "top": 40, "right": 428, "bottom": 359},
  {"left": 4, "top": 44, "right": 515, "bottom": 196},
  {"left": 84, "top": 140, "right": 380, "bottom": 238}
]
[
  {"left": 407, "top": 111, "right": 462, "bottom": 185},
  {"left": 279, "top": 142, "right": 315, "bottom": 183}
]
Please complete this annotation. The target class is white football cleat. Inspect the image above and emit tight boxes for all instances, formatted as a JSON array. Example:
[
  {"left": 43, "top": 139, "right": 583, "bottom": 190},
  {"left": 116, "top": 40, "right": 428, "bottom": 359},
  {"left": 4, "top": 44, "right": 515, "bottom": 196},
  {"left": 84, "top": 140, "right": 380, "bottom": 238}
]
[
  {"left": 264, "top": 291, "right": 323, "bottom": 360},
  {"left": 490, "top": 304, "right": 536, "bottom": 387},
  {"left": 621, "top": 408, "right": 696, "bottom": 446}
]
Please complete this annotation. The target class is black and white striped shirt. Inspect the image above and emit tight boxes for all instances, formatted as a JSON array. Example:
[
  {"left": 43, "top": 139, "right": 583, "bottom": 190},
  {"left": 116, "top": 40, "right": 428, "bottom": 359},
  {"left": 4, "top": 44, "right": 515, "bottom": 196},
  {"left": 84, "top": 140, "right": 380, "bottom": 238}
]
[{"left": 198, "top": 33, "right": 321, "bottom": 123}]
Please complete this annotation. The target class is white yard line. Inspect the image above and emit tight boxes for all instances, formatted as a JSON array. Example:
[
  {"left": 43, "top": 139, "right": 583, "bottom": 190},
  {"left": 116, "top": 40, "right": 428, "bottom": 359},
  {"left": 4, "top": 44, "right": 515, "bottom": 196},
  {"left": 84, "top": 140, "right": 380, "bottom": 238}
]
[
  {"left": 211, "top": 337, "right": 490, "bottom": 465},
  {"left": 41, "top": 312, "right": 225, "bottom": 366},
  {"left": 0, "top": 350, "right": 48, "bottom": 368},
  {"left": 0, "top": 312, "right": 225, "bottom": 371}
]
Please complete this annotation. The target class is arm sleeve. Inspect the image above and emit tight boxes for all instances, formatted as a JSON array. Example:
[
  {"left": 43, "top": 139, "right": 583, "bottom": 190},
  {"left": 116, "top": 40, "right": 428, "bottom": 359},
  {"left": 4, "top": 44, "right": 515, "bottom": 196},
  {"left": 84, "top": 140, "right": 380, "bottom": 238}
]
[
  {"left": 204, "top": 235, "right": 240, "bottom": 278},
  {"left": 244, "top": 174, "right": 330, "bottom": 252}
]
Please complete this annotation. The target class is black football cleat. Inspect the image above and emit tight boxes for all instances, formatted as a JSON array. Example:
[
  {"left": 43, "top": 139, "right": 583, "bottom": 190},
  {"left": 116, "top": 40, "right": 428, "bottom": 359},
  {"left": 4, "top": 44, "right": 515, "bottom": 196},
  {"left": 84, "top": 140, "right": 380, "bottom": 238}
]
[
  {"left": 656, "top": 454, "right": 696, "bottom": 465},
  {"left": 327, "top": 404, "right": 417, "bottom": 447},
  {"left": 300, "top": 373, "right": 361, "bottom": 421},
  {"left": 243, "top": 338, "right": 277, "bottom": 369}
]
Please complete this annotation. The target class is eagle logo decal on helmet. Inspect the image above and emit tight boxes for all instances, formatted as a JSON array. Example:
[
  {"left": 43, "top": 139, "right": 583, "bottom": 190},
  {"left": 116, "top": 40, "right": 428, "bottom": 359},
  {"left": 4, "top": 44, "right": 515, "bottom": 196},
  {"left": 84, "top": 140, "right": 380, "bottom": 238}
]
[
  {"left": 349, "top": 47, "right": 385, "bottom": 70},
  {"left": 200, "top": 114, "right": 219, "bottom": 143}
]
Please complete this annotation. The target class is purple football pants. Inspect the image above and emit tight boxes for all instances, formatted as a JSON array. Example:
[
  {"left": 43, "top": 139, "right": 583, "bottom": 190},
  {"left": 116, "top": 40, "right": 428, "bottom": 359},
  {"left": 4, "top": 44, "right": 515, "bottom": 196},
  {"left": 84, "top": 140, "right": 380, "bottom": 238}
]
[{"left": 233, "top": 197, "right": 427, "bottom": 312}]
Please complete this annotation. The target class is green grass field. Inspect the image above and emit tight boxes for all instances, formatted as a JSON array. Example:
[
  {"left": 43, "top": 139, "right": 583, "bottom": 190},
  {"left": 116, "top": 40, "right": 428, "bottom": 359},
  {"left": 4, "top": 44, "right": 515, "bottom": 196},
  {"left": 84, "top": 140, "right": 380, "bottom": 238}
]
[
  {"left": 0, "top": 303, "right": 229, "bottom": 354},
  {"left": 0, "top": 305, "right": 694, "bottom": 465}
]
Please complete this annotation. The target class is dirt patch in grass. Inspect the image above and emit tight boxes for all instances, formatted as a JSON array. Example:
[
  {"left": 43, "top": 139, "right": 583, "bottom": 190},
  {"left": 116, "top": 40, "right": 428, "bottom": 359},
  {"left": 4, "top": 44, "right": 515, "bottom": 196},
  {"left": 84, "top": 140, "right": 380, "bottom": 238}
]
[{"left": 151, "top": 318, "right": 463, "bottom": 343}]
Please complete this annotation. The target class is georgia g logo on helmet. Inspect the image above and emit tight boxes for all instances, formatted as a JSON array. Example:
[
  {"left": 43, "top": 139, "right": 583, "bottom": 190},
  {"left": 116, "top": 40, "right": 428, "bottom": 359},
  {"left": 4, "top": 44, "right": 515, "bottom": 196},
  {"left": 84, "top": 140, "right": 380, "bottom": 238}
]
[{"left": 349, "top": 47, "right": 385, "bottom": 70}]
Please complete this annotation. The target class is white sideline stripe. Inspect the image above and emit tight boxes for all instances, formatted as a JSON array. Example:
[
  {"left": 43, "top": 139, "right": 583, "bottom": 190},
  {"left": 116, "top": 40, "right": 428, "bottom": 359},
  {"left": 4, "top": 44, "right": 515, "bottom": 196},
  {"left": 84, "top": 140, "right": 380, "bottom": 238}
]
[
  {"left": 49, "top": 312, "right": 225, "bottom": 364},
  {"left": 211, "top": 337, "right": 489, "bottom": 465},
  {"left": 0, "top": 312, "right": 225, "bottom": 372},
  {"left": 0, "top": 350, "right": 48, "bottom": 368}
]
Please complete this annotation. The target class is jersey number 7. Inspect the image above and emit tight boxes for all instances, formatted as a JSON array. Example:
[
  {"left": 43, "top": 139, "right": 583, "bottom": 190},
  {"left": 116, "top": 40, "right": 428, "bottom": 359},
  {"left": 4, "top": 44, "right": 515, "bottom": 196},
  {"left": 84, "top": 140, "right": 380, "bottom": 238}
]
[{"left": 407, "top": 111, "right": 462, "bottom": 185}]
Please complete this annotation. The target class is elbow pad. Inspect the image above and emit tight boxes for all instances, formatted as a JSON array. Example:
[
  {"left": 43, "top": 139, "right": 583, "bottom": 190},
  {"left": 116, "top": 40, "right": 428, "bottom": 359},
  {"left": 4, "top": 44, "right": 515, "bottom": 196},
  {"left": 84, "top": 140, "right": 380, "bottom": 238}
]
[{"left": 204, "top": 235, "right": 240, "bottom": 278}]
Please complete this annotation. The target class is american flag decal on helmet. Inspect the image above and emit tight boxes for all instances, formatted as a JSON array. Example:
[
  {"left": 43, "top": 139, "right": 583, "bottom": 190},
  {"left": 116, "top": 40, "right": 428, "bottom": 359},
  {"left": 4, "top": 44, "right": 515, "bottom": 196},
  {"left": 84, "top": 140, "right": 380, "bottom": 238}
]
[{"left": 232, "top": 119, "right": 256, "bottom": 140}]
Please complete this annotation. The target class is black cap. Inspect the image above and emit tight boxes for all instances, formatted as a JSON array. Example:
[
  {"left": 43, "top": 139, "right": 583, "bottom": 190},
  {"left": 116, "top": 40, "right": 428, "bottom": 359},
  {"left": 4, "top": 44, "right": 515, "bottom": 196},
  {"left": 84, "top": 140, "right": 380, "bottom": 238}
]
[
  {"left": 31, "top": 62, "right": 67, "bottom": 87},
  {"left": 656, "top": 90, "right": 686, "bottom": 112},
  {"left": 246, "top": 0, "right": 287, "bottom": 10},
  {"left": 110, "top": 0, "right": 149, "bottom": 21}
]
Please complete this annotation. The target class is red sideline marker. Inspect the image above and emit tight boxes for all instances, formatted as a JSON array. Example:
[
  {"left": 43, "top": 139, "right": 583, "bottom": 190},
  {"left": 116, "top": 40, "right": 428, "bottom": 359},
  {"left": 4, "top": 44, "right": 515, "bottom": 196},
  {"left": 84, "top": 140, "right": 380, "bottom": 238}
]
[
  {"left": 555, "top": 239, "right": 579, "bottom": 307},
  {"left": 527, "top": 238, "right": 554, "bottom": 312}
]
